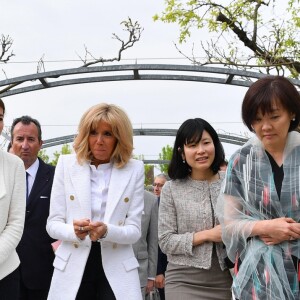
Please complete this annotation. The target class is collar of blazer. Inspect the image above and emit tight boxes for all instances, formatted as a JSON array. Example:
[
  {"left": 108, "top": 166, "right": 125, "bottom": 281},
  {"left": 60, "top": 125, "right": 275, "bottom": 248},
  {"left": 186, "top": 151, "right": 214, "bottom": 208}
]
[
  {"left": 70, "top": 160, "right": 134, "bottom": 222},
  {"left": 0, "top": 152, "right": 6, "bottom": 199}
]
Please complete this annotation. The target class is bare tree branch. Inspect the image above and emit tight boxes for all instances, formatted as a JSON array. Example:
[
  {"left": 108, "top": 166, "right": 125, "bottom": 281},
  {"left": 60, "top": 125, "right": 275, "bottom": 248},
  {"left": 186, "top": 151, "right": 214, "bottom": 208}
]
[
  {"left": 37, "top": 54, "right": 46, "bottom": 73},
  {"left": 79, "top": 18, "right": 143, "bottom": 67},
  {"left": 2, "top": 69, "right": 8, "bottom": 79},
  {"left": 0, "top": 35, "right": 15, "bottom": 63},
  {"left": 215, "top": 12, "right": 300, "bottom": 76}
]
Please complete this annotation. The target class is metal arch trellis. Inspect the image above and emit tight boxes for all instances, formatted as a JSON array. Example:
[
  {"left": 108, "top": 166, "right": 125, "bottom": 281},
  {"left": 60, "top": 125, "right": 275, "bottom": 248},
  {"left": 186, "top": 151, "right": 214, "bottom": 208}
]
[
  {"left": 1, "top": 64, "right": 300, "bottom": 98},
  {"left": 2, "top": 64, "right": 298, "bottom": 161},
  {"left": 41, "top": 129, "right": 248, "bottom": 149},
  {"left": 39, "top": 129, "right": 248, "bottom": 165}
]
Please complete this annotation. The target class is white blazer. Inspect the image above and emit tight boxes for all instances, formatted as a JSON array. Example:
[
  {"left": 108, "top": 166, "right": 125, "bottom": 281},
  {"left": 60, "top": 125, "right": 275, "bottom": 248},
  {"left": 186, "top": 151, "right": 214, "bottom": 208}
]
[
  {"left": 46, "top": 154, "right": 144, "bottom": 300},
  {"left": 0, "top": 151, "right": 26, "bottom": 280}
]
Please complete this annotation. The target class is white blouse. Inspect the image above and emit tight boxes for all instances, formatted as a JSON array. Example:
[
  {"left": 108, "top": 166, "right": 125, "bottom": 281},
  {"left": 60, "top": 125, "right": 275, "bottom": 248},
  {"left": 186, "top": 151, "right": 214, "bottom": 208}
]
[{"left": 89, "top": 162, "right": 112, "bottom": 222}]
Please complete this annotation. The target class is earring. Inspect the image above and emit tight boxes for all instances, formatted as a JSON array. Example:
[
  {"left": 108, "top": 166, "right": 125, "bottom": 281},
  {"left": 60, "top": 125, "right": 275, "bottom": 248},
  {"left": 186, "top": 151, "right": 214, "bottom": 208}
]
[
  {"left": 292, "top": 118, "right": 296, "bottom": 121},
  {"left": 182, "top": 159, "right": 185, "bottom": 164}
]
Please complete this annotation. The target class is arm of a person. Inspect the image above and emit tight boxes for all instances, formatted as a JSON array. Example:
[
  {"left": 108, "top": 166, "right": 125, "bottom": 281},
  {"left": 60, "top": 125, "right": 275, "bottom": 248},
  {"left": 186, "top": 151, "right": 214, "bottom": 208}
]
[
  {"left": 155, "top": 274, "right": 165, "bottom": 289},
  {"left": 252, "top": 217, "right": 300, "bottom": 244},
  {"left": 0, "top": 158, "right": 26, "bottom": 265},
  {"left": 146, "top": 279, "right": 155, "bottom": 294},
  {"left": 158, "top": 182, "right": 194, "bottom": 256},
  {"left": 46, "top": 156, "right": 81, "bottom": 242},
  {"left": 101, "top": 161, "right": 145, "bottom": 244},
  {"left": 155, "top": 245, "right": 167, "bottom": 288},
  {"left": 192, "top": 224, "right": 222, "bottom": 246},
  {"left": 219, "top": 193, "right": 300, "bottom": 246},
  {"left": 147, "top": 198, "right": 158, "bottom": 281}
]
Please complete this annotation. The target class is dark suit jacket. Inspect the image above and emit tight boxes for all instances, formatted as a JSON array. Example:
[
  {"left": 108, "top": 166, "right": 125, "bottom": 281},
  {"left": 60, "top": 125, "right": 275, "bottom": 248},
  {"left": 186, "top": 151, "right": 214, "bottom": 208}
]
[
  {"left": 17, "top": 158, "right": 55, "bottom": 290},
  {"left": 157, "top": 247, "right": 168, "bottom": 276},
  {"left": 157, "top": 197, "right": 167, "bottom": 276}
]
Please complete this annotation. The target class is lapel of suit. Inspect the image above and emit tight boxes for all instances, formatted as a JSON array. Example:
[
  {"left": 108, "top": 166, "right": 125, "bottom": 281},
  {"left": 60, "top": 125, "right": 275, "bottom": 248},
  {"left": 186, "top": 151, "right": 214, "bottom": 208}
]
[
  {"left": 27, "top": 158, "right": 51, "bottom": 207},
  {"left": 0, "top": 152, "right": 6, "bottom": 199},
  {"left": 104, "top": 163, "right": 133, "bottom": 222},
  {"left": 70, "top": 160, "right": 91, "bottom": 219}
]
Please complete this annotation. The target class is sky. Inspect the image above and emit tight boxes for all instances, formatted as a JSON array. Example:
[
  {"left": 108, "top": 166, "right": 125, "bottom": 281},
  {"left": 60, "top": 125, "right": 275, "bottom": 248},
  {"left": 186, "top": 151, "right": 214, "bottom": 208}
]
[{"left": 0, "top": 0, "right": 252, "bottom": 165}]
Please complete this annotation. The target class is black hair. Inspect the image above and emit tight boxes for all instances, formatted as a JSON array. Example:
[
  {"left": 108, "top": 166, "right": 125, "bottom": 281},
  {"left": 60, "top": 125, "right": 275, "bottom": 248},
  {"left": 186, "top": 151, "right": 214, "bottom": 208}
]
[
  {"left": 168, "top": 118, "right": 225, "bottom": 179},
  {"left": 11, "top": 115, "right": 42, "bottom": 142},
  {"left": 242, "top": 76, "right": 300, "bottom": 132},
  {"left": 0, "top": 99, "right": 5, "bottom": 114}
]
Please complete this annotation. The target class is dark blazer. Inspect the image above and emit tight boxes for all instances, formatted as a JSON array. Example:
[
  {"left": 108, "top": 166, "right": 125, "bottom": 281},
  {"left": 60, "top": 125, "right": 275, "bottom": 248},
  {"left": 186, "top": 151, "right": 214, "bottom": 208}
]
[
  {"left": 157, "top": 197, "right": 167, "bottom": 277},
  {"left": 157, "top": 247, "right": 168, "bottom": 276},
  {"left": 17, "top": 158, "right": 55, "bottom": 290}
]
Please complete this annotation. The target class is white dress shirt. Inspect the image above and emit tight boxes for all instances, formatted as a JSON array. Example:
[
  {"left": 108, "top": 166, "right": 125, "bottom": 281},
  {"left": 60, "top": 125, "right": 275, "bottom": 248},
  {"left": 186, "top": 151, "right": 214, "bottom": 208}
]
[{"left": 89, "top": 162, "right": 112, "bottom": 222}]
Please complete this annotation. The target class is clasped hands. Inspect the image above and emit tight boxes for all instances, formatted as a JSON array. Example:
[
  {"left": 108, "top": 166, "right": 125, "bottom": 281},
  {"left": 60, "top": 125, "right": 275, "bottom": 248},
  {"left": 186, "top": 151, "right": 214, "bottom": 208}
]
[
  {"left": 73, "top": 218, "right": 107, "bottom": 241},
  {"left": 259, "top": 217, "right": 300, "bottom": 245}
]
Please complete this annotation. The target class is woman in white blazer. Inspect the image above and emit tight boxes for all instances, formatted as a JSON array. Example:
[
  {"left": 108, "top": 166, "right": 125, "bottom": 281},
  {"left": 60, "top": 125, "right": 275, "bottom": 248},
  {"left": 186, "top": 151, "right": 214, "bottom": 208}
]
[
  {"left": 0, "top": 99, "right": 26, "bottom": 300},
  {"left": 47, "top": 103, "right": 144, "bottom": 300}
]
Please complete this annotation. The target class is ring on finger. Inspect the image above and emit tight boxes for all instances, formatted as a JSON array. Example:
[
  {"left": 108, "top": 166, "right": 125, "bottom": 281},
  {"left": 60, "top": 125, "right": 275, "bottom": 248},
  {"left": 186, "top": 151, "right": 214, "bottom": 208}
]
[{"left": 79, "top": 226, "right": 84, "bottom": 231}]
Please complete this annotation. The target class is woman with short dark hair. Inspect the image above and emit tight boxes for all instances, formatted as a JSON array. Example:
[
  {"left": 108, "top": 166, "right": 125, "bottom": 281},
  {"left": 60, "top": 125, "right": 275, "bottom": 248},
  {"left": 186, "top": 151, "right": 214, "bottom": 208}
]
[{"left": 217, "top": 76, "right": 300, "bottom": 300}]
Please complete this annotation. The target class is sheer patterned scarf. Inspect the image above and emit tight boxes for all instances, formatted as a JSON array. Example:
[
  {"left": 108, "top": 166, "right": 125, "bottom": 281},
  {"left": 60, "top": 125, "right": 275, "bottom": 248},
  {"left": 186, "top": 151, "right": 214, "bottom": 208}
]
[{"left": 217, "top": 132, "right": 300, "bottom": 300}]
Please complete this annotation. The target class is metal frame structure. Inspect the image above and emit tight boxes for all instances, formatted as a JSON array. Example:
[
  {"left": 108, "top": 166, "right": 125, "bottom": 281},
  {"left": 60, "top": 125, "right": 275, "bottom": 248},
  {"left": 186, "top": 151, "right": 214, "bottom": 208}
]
[
  {"left": 1, "top": 64, "right": 299, "bottom": 98},
  {"left": 41, "top": 129, "right": 248, "bottom": 149},
  {"left": 3, "top": 63, "right": 297, "bottom": 163}
]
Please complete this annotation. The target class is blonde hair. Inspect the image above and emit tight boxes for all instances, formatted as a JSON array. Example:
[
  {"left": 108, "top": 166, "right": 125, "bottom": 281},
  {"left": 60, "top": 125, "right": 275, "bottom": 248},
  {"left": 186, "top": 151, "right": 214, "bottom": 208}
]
[{"left": 74, "top": 103, "right": 133, "bottom": 168}]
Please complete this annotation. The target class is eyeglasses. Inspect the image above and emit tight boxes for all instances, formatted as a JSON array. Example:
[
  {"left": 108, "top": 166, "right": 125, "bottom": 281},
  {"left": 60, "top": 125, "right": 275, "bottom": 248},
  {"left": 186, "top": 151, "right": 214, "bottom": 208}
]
[{"left": 153, "top": 183, "right": 164, "bottom": 188}]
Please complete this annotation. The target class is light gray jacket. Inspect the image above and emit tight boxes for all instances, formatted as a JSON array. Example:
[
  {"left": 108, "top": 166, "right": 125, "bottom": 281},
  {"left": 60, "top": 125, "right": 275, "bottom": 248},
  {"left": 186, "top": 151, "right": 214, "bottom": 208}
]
[
  {"left": 133, "top": 191, "right": 158, "bottom": 287},
  {"left": 158, "top": 173, "right": 227, "bottom": 270},
  {"left": 0, "top": 151, "right": 26, "bottom": 280}
]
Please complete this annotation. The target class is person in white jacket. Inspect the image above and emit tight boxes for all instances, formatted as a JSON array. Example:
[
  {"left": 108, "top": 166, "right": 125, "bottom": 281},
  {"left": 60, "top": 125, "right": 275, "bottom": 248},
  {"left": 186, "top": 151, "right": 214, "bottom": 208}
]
[
  {"left": 46, "top": 103, "right": 144, "bottom": 300},
  {"left": 0, "top": 98, "right": 26, "bottom": 300}
]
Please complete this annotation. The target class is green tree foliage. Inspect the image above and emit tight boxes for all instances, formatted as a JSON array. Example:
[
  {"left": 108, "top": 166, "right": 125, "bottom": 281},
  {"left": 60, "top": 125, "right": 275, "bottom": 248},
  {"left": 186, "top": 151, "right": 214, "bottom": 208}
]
[
  {"left": 50, "top": 144, "right": 72, "bottom": 166},
  {"left": 144, "top": 164, "right": 154, "bottom": 186},
  {"left": 133, "top": 154, "right": 155, "bottom": 186},
  {"left": 38, "top": 144, "right": 73, "bottom": 166},
  {"left": 38, "top": 149, "right": 50, "bottom": 163},
  {"left": 159, "top": 144, "right": 173, "bottom": 174},
  {"left": 154, "top": 0, "right": 300, "bottom": 78}
]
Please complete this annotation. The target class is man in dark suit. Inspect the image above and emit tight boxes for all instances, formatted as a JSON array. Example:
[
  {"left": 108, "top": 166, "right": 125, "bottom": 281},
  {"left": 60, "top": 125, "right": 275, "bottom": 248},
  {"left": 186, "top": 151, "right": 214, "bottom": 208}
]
[
  {"left": 11, "top": 116, "right": 55, "bottom": 300},
  {"left": 153, "top": 174, "right": 168, "bottom": 300},
  {"left": 133, "top": 191, "right": 158, "bottom": 300}
]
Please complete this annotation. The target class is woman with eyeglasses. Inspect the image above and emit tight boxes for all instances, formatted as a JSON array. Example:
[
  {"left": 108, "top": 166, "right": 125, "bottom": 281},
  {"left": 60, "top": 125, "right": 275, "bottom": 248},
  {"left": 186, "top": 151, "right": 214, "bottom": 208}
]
[{"left": 158, "top": 118, "right": 232, "bottom": 300}]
